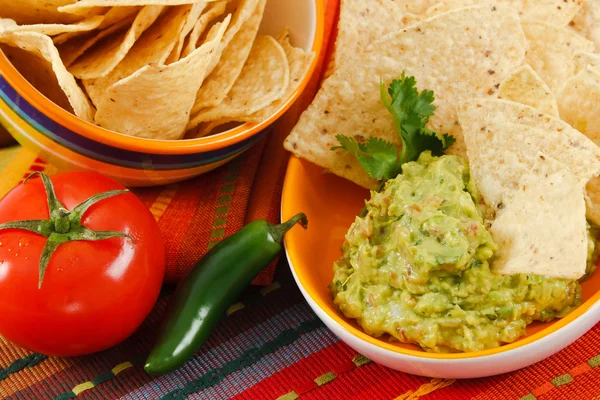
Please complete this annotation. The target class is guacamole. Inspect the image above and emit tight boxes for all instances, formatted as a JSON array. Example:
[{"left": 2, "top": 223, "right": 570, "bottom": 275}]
[{"left": 331, "top": 152, "right": 590, "bottom": 353}]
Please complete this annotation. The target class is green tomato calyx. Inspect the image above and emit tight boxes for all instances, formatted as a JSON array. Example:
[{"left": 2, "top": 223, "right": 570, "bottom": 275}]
[{"left": 0, "top": 172, "right": 133, "bottom": 288}]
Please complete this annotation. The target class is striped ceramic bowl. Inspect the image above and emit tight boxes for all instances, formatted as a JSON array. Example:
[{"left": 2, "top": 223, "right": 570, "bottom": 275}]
[{"left": 0, "top": 0, "right": 324, "bottom": 186}]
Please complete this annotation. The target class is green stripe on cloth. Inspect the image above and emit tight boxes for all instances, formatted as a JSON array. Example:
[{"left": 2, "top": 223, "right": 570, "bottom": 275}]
[
  {"left": 160, "top": 318, "right": 324, "bottom": 399},
  {"left": 54, "top": 355, "right": 145, "bottom": 400},
  {"left": 0, "top": 353, "right": 47, "bottom": 381}
]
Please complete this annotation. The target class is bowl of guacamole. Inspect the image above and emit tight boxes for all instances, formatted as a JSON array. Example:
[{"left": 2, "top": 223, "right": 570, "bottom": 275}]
[{"left": 331, "top": 152, "right": 599, "bottom": 353}]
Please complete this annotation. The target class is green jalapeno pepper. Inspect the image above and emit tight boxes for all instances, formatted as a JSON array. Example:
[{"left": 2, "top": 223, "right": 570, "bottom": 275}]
[{"left": 144, "top": 213, "right": 308, "bottom": 375}]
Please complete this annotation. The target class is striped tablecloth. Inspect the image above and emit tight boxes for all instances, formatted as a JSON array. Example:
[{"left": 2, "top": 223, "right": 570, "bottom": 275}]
[{"left": 1, "top": 1, "right": 600, "bottom": 398}]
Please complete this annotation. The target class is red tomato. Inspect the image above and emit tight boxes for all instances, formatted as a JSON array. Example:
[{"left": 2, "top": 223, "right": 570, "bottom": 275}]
[{"left": 0, "top": 171, "right": 165, "bottom": 356}]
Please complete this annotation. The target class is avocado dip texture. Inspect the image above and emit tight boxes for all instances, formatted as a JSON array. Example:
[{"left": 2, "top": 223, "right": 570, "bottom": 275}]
[{"left": 331, "top": 152, "right": 599, "bottom": 353}]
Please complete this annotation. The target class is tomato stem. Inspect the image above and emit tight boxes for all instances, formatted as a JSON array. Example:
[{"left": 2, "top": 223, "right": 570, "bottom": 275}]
[
  {"left": 54, "top": 211, "right": 70, "bottom": 234},
  {"left": 0, "top": 172, "right": 134, "bottom": 288}
]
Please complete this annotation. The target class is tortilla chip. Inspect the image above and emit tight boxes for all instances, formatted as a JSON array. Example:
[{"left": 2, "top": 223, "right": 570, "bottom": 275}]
[
  {"left": 58, "top": 17, "right": 134, "bottom": 67},
  {"left": 1, "top": 44, "right": 73, "bottom": 112},
  {"left": 52, "top": 29, "right": 88, "bottom": 46},
  {"left": 190, "top": 0, "right": 265, "bottom": 113},
  {"left": 522, "top": 21, "right": 595, "bottom": 93},
  {"left": 97, "top": 6, "right": 143, "bottom": 29},
  {"left": 95, "top": 16, "right": 230, "bottom": 139},
  {"left": 457, "top": 98, "right": 600, "bottom": 210},
  {"left": 574, "top": 51, "right": 600, "bottom": 74},
  {"left": 58, "top": 0, "right": 208, "bottom": 15},
  {"left": 52, "top": 6, "right": 142, "bottom": 45},
  {"left": 557, "top": 66, "right": 600, "bottom": 224},
  {"left": 188, "top": 34, "right": 289, "bottom": 125},
  {"left": 195, "top": 28, "right": 315, "bottom": 127},
  {"left": 498, "top": 64, "right": 559, "bottom": 117},
  {"left": 0, "top": 1, "right": 80, "bottom": 25},
  {"left": 182, "top": 1, "right": 227, "bottom": 58},
  {"left": 166, "top": 2, "right": 208, "bottom": 64},
  {"left": 424, "top": 0, "right": 584, "bottom": 26},
  {"left": 185, "top": 119, "right": 239, "bottom": 139},
  {"left": 0, "top": 15, "right": 104, "bottom": 36},
  {"left": 68, "top": 5, "right": 164, "bottom": 79},
  {"left": 586, "top": 178, "right": 600, "bottom": 226},
  {"left": 571, "top": 0, "right": 600, "bottom": 51},
  {"left": 285, "top": 5, "right": 527, "bottom": 189},
  {"left": 391, "top": 0, "right": 439, "bottom": 15},
  {"left": 83, "top": 5, "right": 193, "bottom": 108},
  {"left": 0, "top": 19, "right": 17, "bottom": 30},
  {"left": 558, "top": 66, "right": 600, "bottom": 141},
  {"left": 0, "top": 30, "right": 94, "bottom": 121},
  {"left": 490, "top": 153, "right": 588, "bottom": 279},
  {"left": 332, "top": 0, "right": 411, "bottom": 70},
  {"left": 245, "top": 29, "right": 314, "bottom": 122}
]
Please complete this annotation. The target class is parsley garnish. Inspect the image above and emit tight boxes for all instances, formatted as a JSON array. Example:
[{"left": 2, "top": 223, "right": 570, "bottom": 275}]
[{"left": 331, "top": 72, "right": 456, "bottom": 181}]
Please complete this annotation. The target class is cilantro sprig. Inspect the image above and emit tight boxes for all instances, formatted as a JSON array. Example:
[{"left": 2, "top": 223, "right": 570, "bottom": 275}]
[{"left": 331, "top": 73, "right": 456, "bottom": 182}]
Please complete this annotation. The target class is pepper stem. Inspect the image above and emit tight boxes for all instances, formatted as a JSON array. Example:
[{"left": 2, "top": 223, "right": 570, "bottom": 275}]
[{"left": 269, "top": 213, "right": 308, "bottom": 244}]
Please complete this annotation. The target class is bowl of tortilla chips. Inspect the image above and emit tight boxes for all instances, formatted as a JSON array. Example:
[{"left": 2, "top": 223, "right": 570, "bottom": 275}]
[
  {"left": 283, "top": 0, "right": 600, "bottom": 379},
  {"left": 0, "top": 0, "right": 322, "bottom": 186}
]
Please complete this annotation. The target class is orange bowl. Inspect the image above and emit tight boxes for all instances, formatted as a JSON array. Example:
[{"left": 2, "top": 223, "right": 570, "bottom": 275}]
[
  {"left": 282, "top": 156, "right": 600, "bottom": 378},
  {"left": 0, "top": 0, "right": 324, "bottom": 186}
]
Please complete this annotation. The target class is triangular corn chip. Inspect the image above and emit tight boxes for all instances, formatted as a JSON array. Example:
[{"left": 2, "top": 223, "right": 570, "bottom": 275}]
[
  {"left": 490, "top": 153, "right": 588, "bottom": 279},
  {"left": 522, "top": 21, "right": 594, "bottom": 93},
  {"left": 498, "top": 64, "right": 559, "bottom": 117},
  {"left": 187, "top": 35, "right": 289, "bottom": 125},
  {"left": 68, "top": 5, "right": 164, "bottom": 79},
  {"left": 0, "top": 30, "right": 95, "bottom": 121},
  {"left": 95, "top": 16, "right": 230, "bottom": 139}
]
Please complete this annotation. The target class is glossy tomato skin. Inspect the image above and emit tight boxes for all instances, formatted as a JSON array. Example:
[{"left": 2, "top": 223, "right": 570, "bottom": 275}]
[{"left": 0, "top": 171, "right": 165, "bottom": 356}]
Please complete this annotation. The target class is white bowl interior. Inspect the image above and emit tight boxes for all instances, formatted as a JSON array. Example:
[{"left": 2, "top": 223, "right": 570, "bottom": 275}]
[{"left": 259, "top": 0, "right": 317, "bottom": 51}]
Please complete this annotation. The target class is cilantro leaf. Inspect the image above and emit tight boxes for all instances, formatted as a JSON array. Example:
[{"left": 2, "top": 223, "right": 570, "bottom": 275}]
[
  {"left": 381, "top": 73, "right": 436, "bottom": 141},
  {"left": 380, "top": 75, "right": 449, "bottom": 165},
  {"left": 412, "top": 129, "right": 456, "bottom": 157},
  {"left": 331, "top": 135, "right": 400, "bottom": 180},
  {"left": 332, "top": 72, "right": 456, "bottom": 183}
]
